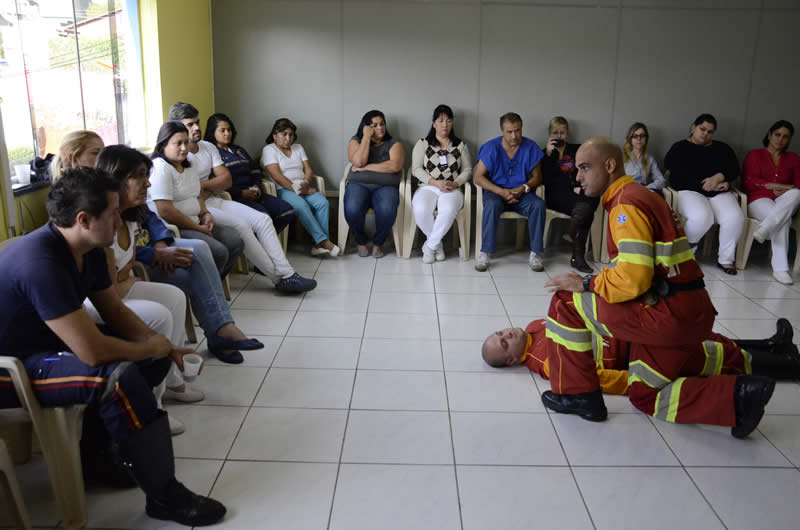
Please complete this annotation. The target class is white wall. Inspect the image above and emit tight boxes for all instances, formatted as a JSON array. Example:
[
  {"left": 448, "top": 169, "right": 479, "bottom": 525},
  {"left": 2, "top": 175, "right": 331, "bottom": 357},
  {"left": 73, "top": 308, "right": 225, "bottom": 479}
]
[{"left": 211, "top": 0, "right": 800, "bottom": 187}]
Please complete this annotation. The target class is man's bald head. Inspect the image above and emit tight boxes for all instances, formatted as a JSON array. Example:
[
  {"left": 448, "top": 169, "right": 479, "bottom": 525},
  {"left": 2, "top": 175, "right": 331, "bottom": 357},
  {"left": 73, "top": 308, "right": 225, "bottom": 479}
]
[{"left": 575, "top": 137, "right": 625, "bottom": 197}]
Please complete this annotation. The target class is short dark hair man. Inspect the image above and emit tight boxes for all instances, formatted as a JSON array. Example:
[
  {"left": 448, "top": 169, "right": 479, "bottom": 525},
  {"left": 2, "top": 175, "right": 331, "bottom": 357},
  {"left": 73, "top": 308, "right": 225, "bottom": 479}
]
[
  {"left": 0, "top": 168, "right": 226, "bottom": 526},
  {"left": 474, "top": 112, "right": 547, "bottom": 272}
]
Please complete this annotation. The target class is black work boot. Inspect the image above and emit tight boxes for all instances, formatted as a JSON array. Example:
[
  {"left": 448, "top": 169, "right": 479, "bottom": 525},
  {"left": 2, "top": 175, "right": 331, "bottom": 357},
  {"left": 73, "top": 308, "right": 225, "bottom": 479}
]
[
  {"left": 731, "top": 375, "right": 775, "bottom": 439},
  {"left": 570, "top": 229, "right": 593, "bottom": 273},
  {"left": 117, "top": 412, "right": 226, "bottom": 526},
  {"left": 541, "top": 390, "right": 607, "bottom": 422},
  {"left": 734, "top": 318, "right": 794, "bottom": 356}
]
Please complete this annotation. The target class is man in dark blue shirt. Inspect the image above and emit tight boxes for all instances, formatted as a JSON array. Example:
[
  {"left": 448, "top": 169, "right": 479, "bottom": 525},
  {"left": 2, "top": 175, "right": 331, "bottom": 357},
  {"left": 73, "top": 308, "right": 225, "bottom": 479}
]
[
  {"left": 0, "top": 169, "right": 225, "bottom": 526},
  {"left": 474, "top": 112, "right": 546, "bottom": 273}
]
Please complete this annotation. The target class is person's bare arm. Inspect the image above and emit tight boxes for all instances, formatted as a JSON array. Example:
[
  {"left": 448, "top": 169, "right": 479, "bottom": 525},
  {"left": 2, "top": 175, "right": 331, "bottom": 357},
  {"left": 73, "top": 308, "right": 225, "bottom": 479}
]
[
  {"left": 473, "top": 160, "right": 515, "bottom": 201},
  {"left": 353, "top": 142, "right": 405, "bottom": 174},
  {"left": 348, "top": 130, "right": 372, "bottom": 167},
  {"left": 264, "top": 163, "right": 295, "bottom": 190},
  {"left": 154, "top": 199, "right": 207, "bottom": 233},
  {"left": 45, "top": 306, "right": 169, "bottom": 367},
  {"left": 200, "top": 164, "right": 234, "bottom": 193}
]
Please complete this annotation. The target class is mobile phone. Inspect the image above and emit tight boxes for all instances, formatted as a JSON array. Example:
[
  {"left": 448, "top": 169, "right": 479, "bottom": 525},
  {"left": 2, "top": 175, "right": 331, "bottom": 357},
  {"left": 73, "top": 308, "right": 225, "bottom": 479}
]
[{"left": 552, "top": 139, "right": 565, "bottom": 148}]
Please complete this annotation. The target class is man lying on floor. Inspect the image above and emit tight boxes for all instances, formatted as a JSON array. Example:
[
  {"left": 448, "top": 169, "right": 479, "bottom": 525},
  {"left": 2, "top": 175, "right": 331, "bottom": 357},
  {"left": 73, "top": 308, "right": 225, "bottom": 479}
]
[{"left": 483, "top": 318, "right": 799, "bottom": 395}]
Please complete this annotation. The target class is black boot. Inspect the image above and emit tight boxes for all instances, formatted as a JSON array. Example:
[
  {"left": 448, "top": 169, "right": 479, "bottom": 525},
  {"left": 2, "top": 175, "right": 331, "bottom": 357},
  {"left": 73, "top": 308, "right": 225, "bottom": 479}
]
[
  {"left": 117, "top": 412, "right": 226, "bottom": 526},
  {"left": 541, "top": 390, "right": 607, "bottom": 422},
  {"left": 734, "top": 318, "right": 794, "bottom": 356},
  {"left": 731, "top": 375, "right": 775, "bottom": 439},
  {"left": 750, "top": 348, "right": 800, "bottom": 380},
  {"left": 569, "top": 202, "right": 595, "bottom": 274},
  {"left": 80, "top": 408, "right": 137, "bottom": 489},
  {"left": 570, "top": 228, "right": 593, "bottom": 273}
]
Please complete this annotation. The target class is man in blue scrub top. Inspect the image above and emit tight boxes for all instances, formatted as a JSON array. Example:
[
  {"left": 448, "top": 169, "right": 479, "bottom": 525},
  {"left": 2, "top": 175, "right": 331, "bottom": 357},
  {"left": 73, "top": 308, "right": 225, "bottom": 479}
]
[{"left": 474, "top": 112, "right": 546, "bottom": 272}]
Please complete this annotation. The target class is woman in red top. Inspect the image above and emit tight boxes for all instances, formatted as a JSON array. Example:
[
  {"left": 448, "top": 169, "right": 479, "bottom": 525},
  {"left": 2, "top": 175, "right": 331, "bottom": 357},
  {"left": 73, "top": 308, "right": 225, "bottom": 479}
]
[{"left": 742, "top": 120, "right": 800, "bottom": 285}]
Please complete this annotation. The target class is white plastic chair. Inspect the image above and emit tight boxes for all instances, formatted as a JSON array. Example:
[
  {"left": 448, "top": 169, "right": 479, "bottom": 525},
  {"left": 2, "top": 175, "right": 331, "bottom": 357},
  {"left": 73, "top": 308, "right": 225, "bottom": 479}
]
[
  {"left": 0, "top": 435, "right": 31, "bottom": 529},
  {"left": 401, "top": 168, "right": 472, "bottom": 260},
  {"left": 337, "top": 163, "right": 405, "bottom": 255},
  {"left": 0, "top": 357, "right": 86, "bottom": 530}
]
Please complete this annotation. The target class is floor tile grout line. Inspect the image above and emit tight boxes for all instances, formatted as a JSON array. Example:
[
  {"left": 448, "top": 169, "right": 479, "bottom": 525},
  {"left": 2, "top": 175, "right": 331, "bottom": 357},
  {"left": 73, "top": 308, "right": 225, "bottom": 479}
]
[
  {"left": 326, "top": 255, "right": 377, "bottom": 530},
  {"left": 433, "top": 261, "right": 466, "bottom": 530},
  {"left": 646, "top": 415, "right": 728, "bottom": 528}
]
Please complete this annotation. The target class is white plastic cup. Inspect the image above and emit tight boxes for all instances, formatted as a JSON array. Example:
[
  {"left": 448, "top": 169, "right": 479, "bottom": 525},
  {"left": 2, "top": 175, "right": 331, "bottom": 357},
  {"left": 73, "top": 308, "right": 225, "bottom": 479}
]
[
  {"left": 182, "top": 353, "right": 203, "bottom": 382},
  {"left": 14, "top": 165, "right": 30, "bottom": 185}
]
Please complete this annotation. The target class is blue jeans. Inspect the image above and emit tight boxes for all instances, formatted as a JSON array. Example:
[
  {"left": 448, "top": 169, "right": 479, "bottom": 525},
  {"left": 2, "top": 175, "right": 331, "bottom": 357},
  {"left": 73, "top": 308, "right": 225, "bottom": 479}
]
[
  {"left": 343, "top": 182, "right": 399, "bottom": 246},
  {"left": 146, "top": 238, "right": 234, "bottom": 337},
  {"left": 481, "top": 189, "right": 546, "bottom": 254},
  {"left": 277, "top": 189, "right": 330, "bottom": 244},
  {"left": 179, "top": 225, "right": 244, "bottom": 278}
]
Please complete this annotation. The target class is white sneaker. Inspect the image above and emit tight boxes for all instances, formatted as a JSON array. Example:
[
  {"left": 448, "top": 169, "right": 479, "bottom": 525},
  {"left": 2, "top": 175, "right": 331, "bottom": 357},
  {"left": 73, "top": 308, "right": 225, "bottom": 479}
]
[
  {"left": 434, "top": 244, "right": 445, "bottom": 262},
  {"left": 529, "top": 252, "right": 544, "bottom": 272},
  {"left": 422, "top": 243, "right": 435, "bottom": 264},
  {"left": 163, "top": 386, "right": 204, "bottom": 403},
  {"left": 773, "top": 270, "right": 793, "bottom": 285},
  {"left": 311, "top": 246, "right": 331, "bottom": 256},
  {"left": 475, "top": 252, "right": 490, "bottom": 272},
  {"left": 329, "top": 245, "right": 341, "bottom": 257},
  {"left": 168, "top": 414, "right": 185, "bottom": 436}
]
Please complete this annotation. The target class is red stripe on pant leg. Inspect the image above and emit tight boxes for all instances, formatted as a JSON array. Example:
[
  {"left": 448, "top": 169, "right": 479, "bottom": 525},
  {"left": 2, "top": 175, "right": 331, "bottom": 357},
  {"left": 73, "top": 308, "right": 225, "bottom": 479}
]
[{"left": 112, "top": 392, "right": 137, "bottom": 431}]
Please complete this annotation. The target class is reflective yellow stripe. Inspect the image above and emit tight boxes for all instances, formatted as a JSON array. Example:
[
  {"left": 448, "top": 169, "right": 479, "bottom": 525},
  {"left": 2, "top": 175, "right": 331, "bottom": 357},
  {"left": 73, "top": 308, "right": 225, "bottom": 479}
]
[
  {"left": 740, "top": 348, "right": 753, "bottom": 375},
  {"left": 654, "top": 237, "right": 694, "bottom": 267},
  {"left": 617, "top": 252, "right": 655, "bottom": 266},
  {"left": 545, "top": 318, "right": 592, "bottom": 352},
  {"left": 572, "top": 291, "right": 613, "bottom": 338},
  {"left": 616, "top": 239, "right": 655, "bottom": 267},
  {"left": 592, "top": 333, "right": 605, "bottom": 368},
  {"left": 654, "top": 377, "right": 686, "bottom": 423},
  {"left": 701, "top": 340, "right": 724, "bottom": 376},
  {"left": 628, "top": 360, "right": 671, "bottom": 389}
]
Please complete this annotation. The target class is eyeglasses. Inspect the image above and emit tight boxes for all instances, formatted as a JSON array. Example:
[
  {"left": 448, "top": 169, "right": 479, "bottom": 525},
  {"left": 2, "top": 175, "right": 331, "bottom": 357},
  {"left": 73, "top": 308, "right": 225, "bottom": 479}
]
[{"left": 631, "top": 134, "right": 648, "bottom": 140}]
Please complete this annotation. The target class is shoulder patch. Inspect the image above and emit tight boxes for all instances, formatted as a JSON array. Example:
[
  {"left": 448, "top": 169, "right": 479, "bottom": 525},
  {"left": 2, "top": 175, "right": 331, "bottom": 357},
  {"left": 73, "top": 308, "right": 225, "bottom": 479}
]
[{"left": 616, "top": 213, "right": 628, "bottom": 225}]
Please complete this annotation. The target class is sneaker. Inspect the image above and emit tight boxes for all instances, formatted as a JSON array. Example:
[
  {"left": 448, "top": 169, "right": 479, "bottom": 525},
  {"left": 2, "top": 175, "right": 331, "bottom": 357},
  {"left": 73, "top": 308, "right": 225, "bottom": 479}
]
[
  {"left": 329, "top": 245, "right": 341, "bottom": 257},
  {"left": 372, "top": 246, "right": 385, "bottom": 259},
  {"left": 475, "top": 252, "right": 490, "bottom": 272},
  {"left": 357, "top": 245, "right": 370, "bottom": 257},
  {"left": 773, "top": 270, "right": 793, "bottom": 285},
  {"left": 310, "top": 246, "right": 330, "bottom": 257},
  {"left": 168, "top": 414, "right": 185, "bottom": 436},
  {"left": 529, "top": 252, "right": 544, "bottom": 272},
  {"left": 163, "top": 386, "right": 204, "bottom": 403},
  {"left": 275, "top": 273, "right": 317, "bottom": 293},
  {"left": 434, "top": 244, "right": 445, "bottom": 262},
  {"left": 422, "top": 242, "right": 435, "bottom": 264}
]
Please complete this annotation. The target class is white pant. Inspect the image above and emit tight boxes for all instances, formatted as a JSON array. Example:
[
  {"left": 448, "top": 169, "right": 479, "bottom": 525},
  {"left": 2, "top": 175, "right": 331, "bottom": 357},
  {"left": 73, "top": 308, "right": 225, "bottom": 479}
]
[
  {"left": 84, "top": 281, "right": 187, "bottom": 390},
  {"left": 748, "top": 188, "right": 800, "bottom": 272},
  {"left": 411, "top": 186, "right": 464, "bottom": 249},
  {"left": 678, "top": 190, "right": 744, "bottom": 265},
  {"left": 206, "top": 196, "right": 294, "bottom": 284}
]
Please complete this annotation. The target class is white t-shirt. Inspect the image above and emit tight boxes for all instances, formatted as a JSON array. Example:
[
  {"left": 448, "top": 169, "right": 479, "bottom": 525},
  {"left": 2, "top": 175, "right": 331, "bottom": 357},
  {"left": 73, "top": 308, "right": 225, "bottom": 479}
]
[
  {"left": 187, "top": 140, "right": 224, "bottom": 183},
  {"left": 261, "top": 143, "right": 308, "bottom": 191},
  {"left": 111, "top": 221, "right": 139, "bottom": 269},
  {"left": 148, "top": 157, "right": 202, "bottom": 221}
]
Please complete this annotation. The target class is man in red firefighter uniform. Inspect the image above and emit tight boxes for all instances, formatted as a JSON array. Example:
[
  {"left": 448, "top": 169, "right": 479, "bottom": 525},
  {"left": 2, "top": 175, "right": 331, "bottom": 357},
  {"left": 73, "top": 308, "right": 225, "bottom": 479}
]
[{"left": 541, "top": 137, "right": 775, "bottom": 439}]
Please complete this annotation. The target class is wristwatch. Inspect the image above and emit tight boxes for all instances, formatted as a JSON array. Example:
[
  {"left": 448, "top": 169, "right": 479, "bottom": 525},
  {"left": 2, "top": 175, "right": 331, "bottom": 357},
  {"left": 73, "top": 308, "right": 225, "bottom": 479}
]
[
  {"left": 523, "top": 184, "right": 530, "bottom": 194},
  {"left": 582, "top": 275, "right": 592, "bottom": 292}
]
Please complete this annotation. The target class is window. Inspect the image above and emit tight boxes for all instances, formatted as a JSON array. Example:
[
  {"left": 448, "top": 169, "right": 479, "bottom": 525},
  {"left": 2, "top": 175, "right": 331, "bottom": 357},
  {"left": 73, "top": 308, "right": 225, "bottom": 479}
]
[{"left": 0, "top": 0, "right": 145, "bottom": 178}]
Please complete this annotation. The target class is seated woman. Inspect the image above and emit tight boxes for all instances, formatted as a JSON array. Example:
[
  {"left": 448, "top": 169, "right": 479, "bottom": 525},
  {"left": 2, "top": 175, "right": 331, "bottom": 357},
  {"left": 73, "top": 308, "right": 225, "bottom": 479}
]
[
  {"left": 147, "top": 121, "right": 244, "bottom": 280},
  {"left": 410, "top": 104, "right": 472, "bottom": 263},
  {"left": 742, "top": 120, "right": 800, "bottom": 285},
  {"left": 665, "top": 113, "right": 744, "bottom": 275},
  {"left": 541, "top": 116, "right": 598, "bottom": 273},
  {"left": 261, "top": 118, "right": 340, "bottom": 256},
  {"left": 97, "top": 144, "right": 266, "bottom": 365},
  {"left": 623, "top": 122, "right": 665, "bottom": 192},
  {"left": 345, "top": 110, "right": 405, "bottom": 258},
  {"left": 50, "top": 130, "right": 105, "bottom": 180},
  {"left": 204, "top": 113, "right": 296, "bottom": 235}
]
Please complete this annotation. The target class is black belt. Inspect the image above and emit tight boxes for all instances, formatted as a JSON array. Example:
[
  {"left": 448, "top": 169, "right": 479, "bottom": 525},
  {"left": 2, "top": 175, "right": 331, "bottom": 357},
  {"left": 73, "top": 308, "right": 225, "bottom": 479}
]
[{"left": 644, "top": 277, "right": 705, "bottom": 305}]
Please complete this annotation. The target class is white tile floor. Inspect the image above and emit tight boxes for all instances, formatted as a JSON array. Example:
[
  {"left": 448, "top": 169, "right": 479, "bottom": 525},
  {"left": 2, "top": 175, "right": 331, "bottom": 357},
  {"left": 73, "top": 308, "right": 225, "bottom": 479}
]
[{"left": 6, "top": 245, "right": 800, "bottom": 530}]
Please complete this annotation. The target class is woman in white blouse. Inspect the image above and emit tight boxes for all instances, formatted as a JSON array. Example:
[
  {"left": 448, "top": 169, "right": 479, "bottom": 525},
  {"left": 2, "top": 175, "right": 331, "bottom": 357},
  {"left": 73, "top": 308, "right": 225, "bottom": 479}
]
[
  {"left": 410, "top": 104, "right": 472, "bottom": 263},
  {"left": 261, "top": 118, "right": 339, "bottom": 256},
  {"left": 623, "top": 122, "right": 665, "bottom": 192}
]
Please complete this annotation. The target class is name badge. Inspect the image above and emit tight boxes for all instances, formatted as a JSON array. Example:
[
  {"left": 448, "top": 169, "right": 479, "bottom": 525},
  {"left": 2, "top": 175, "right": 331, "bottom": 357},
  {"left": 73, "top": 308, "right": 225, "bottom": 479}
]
[{"left": 439, "top": 154, "right": 448, "bottom": 166}]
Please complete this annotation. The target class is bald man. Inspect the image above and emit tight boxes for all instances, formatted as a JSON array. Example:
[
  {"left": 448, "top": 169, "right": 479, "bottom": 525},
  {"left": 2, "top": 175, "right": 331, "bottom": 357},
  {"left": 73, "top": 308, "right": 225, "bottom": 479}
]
[{"left": 540, "top": 138, "right": 774, "bottom": 439}]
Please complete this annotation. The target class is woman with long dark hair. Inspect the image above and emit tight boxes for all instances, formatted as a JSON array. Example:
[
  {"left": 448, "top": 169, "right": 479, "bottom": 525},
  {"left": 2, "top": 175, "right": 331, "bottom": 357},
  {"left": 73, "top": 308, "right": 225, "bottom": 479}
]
[
  {"left": 345, "top": 110, "right": 405, "bottom": 257},
  {"left": 410, "top": 104, "right": 472, "bottom": 263}
]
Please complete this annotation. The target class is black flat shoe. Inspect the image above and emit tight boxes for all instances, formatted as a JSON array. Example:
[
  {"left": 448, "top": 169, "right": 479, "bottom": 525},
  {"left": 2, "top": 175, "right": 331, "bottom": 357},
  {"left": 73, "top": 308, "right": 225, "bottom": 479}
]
[
  {"left": 570, "top": 256, "right": 593, "bottom": 274},
  {"left": 146, "top": 479, "right": 227, "bottom": 526},
  {"left": 717, "top": 262, "right": 737, "bottom": 275},
  {"left": 541, "top": 390, "right": 607, "bottom": 422},
  {"left": 207, "top": 335, "right": 264, "bottom": 352}
]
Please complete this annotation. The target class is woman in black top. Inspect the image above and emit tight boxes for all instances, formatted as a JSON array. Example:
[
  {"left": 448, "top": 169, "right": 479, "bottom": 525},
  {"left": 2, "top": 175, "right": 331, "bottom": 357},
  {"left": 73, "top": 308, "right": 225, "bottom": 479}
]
[
  {"left": 664, "top": 113, "right": 744, "bottom": 275},
  {"left": 541, "top": 116, "right": 598, "bottom": 273}
]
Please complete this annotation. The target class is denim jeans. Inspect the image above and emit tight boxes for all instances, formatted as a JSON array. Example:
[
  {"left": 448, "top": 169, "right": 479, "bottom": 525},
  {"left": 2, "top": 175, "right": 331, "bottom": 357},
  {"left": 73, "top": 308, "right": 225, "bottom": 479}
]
[
  {"left": 277, "top": 189, "right": 330, "bottom": 244},
  {"left": 343, "top": 182, "right": 399, "bottom": 246},
  {"left": 179, "top": 225, "right": 244, "bottom": 278},
  {"left": 481, "top": 189, "right": 546, "bottom": 254},
  {"left": 146, "top": 238, "right": 234, "bottom": 337}
]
